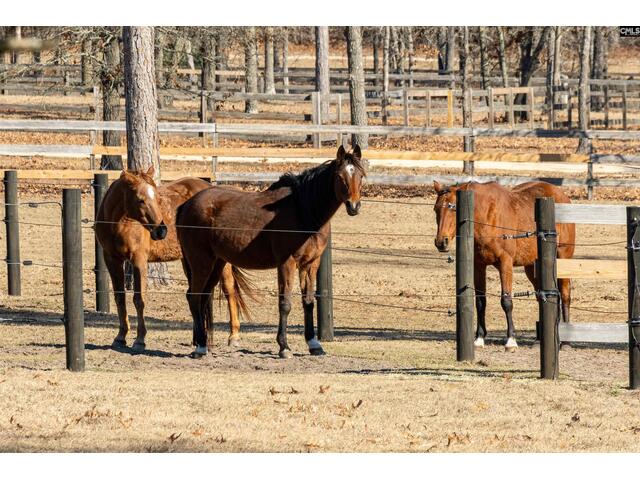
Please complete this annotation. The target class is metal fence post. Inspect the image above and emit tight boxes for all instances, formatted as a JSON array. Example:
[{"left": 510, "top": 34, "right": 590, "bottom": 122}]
[
  {"left": 63, "top": 188, "right": 85, "bottom": 372},
  {"left": 535, "top": 197, "right": 559, "bottom": 380},
  {"left": 4, "top": 170, "right": 21, "bottom": 295},
  {"left": 93, "top": 173, "right": 110, "bottom": 313},
  {"left": 626, "top": 206, "right": 640, "bottom": 389},
  {"left": 456, "top": 190, "right": 474, "bottom": 362},
  {"left": 316, "top": 231, "right": 334, "bottom": 341}
]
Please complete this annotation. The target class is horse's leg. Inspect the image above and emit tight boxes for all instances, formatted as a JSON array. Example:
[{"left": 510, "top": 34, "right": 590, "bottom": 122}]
[
  {"left": 558, "top": 278, "right": 571, "bottom": 324},
  {"left": 220, "top": 264, "right": 241, "bottom": 348},
  {"left": 474, "top": 262, "right": 488, "bottom": 348},
  {"left": 299, "top": 258, "right": 324, "bottom": 356},
  {"left": 498, "top": 257, "right": 517, "bottom": 352},
  {"left": 186, "top": 259, "right": 215, "bottom": 358},
  {"left": 196, "top": 259, "right": 226, "bottom": 356},
  {"left": 104, "top": 255, "right": 129, "bottom": 347},
  {"left": 181, "top": 258, "right": 197, "bottom": 347},
  {"left": 276, "top": 258, "right": 296, "bottom": 359},
  {"left": 131, "top": 255, "right": 148, "bottom": 351}
]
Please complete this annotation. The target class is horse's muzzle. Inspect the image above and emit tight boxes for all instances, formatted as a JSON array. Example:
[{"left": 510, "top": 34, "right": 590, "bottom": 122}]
[
  {"left": 435, "top": 237, "right": 450, "bottom": 252},
  {"left": 345, "top": 200, "right": 361, "bottom": 216},
  {"left": 150, "top": 222, "right": 168, "bottom": 241}
]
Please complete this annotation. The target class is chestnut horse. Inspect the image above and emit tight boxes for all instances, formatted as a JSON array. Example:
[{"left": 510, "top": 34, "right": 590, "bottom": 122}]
[
  {"left": 95, "top": 167, "right": 250, "bottom": 351},
  {"left": 433, "top": 180, "right": 575, "bottom": 351},
  {"left": 177, "top": 145, "right": 366, "bottom": 358}
]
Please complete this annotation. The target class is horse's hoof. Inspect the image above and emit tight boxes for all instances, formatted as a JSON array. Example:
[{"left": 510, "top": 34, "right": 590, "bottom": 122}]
[
  {"left": 190, "top": 346, "right": 207, "bottom": 359},
  {"left": 112, "top": 339, "right": 127, "bottom": 349},
  {"left": 474, "top": 337, "right": 485, "bottom": 348},
  {"left": 132, "top": 341, "right": 145, "bottom": 352},
  {"left": 279, "top": 349, "right": 293, "bottom": 359},
  {"left": 504, "top": 338, "right": 518, "bottom": 352},
  {"left": 309, "top": 347, "right": 326, "bottom": 356},
  {"left": 228, "top": 337, "right": 241, "bottom": 348}
]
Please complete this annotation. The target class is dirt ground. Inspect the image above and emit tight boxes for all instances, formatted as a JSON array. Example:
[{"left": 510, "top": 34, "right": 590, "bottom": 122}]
[{"left": 1, "top": 188, "right": 640, "bottom": 453}]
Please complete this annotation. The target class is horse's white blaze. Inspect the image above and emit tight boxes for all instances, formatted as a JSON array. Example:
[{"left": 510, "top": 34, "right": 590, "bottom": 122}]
[
  {"left": 345, "top": 164, "right": 355, "bottom": 178},
  {"left": 146, "top": 184, "right": 155, "bottom": 200},
  {"left": 194, "top": 345, "right": 207, "bottom": 355},
  {"left": 505, "top": 337, "right": 518, "bottom": 348},
  {"left": 474, "top": 337, "right": 485, "bottom": 348},
  {"left": 307, "top": 337, "right": 322, "bottom": 350}
]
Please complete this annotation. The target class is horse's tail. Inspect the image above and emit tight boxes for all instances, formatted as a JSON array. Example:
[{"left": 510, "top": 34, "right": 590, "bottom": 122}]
[{"left": 218, "top": 266, "right": 257, "bottom": 321}]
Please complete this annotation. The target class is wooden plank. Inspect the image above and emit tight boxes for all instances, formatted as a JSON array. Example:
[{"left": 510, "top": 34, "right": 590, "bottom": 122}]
[
  {"left": 555, "top": 203, "right": 627, "bottom": 225},
  {"left": 557, "top": 258, "right": 627, "bottom": 279},
  {"left": 0, "top": 119, "right": 215, "bottom": 133},
  {"left": 558, "top": 323, "right": 628, "bottom": 344}
]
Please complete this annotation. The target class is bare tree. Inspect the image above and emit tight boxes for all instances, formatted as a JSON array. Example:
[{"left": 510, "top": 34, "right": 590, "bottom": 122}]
[
  {"left": 445, "top": 26, "right": 456, "bottom": 88},
  {"left": 478, "top": 27, "right": 489, "bottom": 101},
  {"left": 201, "top": 31, "right": 216, "bottom": 111},
  {"left": 99, "top": 29, "right": 122, "bottom": 170},
  {"left": 264, "top": 27, "right": 276, "bottom": 94},
  {"left": 154, "top": 29, "right": 165, "bottom": 88},
  {"left": 372, "top": 29, "right": 381, "bottom": 87},
  {"left": 315, "top": 26, "right": 330, "bottom": 118},
  {"left": 123, "top": 26, "right": 169, "bottom": 286},
  {"left": 577, "top": 26, "right": 592, "bottom": 153},
  {"left": 382, "top": 26, "right": 390, "bottom": 125},
  {"left": 437, "top": 27, "right": 447, "bottom": 73},
  {"left": 497, "top": 26, "right": 509, "bottom": 88},
  {"left": 81, "top": 38, "right": 94, "bottom": 87},
  {"left": 517, "top": 26, "right": 551, "bottom": 120},
  {"left": 405, "top": 27, "right": 415, "bottom": 88},
  {"left": 282, "top": 29, "right": 289, "bottom": 94},
  {"left": 346, "top": 26, "right": 368, "bottom": 149},
  {"left": 244, "top": 26, "right": 258, "bottom": 113}
]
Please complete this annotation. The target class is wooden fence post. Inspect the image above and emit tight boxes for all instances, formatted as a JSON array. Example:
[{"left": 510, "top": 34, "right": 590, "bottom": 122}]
[
  {"left": 62, "top": 188, "right": 85, "bottom": 372},
  {"left": 528, "top": 87, "right": 535, "bottom": 128},
  {"left": 488, "top": 87, "right": 494, "bottom": 128},
  {"left": 604, "top": 85, "right": 609, "bottom": 129},
  {"left": 311, "top": 91, "right": 321, "bottom": 148},
  {"left": 508, "top": 89, "right": 514, "bottom": 127},
  {"left": 456, "top": 190, "right": 474, "bottom": 362},
  {"left": 93, "top": 173, "right": 110, "bottom": 313},
  {"left": 626, "top": 206, "right": 640, "bottom": 389},
  {"left": 4, "top": 170, "right": 21, "bottom": 295},
  {"left": 403, "top": 88, "right": 409, "bottom": 126},
  {"left": 447, "top": 90, "right": 454, "bottom": 127},
  {"left": 535, "top": 197, "right": 559, "bottom": 380},
  {"left": 316, "top": 231, "right": 333, "bottom": 341},
  {"left": 425, "top": 90, "right": 431, "bottom": 127},
  {"left": 567, "top": 88, "right": 573, "bottom": 129}
]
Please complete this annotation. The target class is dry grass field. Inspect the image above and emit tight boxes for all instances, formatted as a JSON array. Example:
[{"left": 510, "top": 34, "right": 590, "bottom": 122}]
[{"left": 1, "top": 187, "right": 640, "bottom": 452}]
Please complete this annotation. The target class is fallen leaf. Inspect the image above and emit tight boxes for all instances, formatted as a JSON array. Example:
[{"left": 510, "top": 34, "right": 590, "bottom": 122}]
[
  {"left": 352, "top": 399, "right": 363, "bottom": 409},
  {"left": 168, "top": 432, "right": 182, "bottom": 443},
  {"left": 289, "top": 387, "right": 300, "bottom": 394},
  {"left": 215, "top": 434, "right": 226, "bottom": 444},
  {"left": 319, "top": 385, "right": 330, "bottom": 394},
  {"left": 191, "top": 428, "right": 205, "bottom": 436}
]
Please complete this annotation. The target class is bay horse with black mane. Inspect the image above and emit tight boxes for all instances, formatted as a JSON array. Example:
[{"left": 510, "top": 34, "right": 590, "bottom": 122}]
[
  {"left": 433, "top": 180, "right": 575, "bottom": 351},
  {"left": 96, "top": 167, "right": 250, "bottom": 351},
  {"left": 177, "top": 145, "right": 366, "bottom": 358}
]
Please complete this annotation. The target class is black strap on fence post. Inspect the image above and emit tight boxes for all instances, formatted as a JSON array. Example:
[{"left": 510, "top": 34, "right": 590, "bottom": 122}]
[
  {"left": 535, "top": 197, "right": 559, "bottom": 380},
  {"left": 93, "top": 173, "right": 110, "bottom": 313},
  {"left": 456, "top": 189, "right": 474, "bottom": 362},
  {"left": 63, "top": 188, "right": 85, "bottom": 372},
  {"left": 316, "top": 231, "right": 334, "bottom": 341},
  {"left": 626, "top": 206, "right": 640, "bottom": 389},
  {"left": 4, "top": 170, "right": 20, "bottom": 296}
]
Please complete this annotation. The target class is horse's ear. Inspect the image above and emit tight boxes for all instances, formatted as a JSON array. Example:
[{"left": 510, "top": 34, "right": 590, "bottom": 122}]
[
  {"left": 433, "top": 180, "right": 443, "bottom": 194},
  {"left": 336, "top": 145, "right": 346, "bottom": 163},
  {"left": 120, "top": 170, "right": 132, "bottom": 181},
  {"left": 146, "top": 165, "right": 155, "bottom": 178},
  {"left": 352, "top": 144, "right": 362, "bottom": 160}
]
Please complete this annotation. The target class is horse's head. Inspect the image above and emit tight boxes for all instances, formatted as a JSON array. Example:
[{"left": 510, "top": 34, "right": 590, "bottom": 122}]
[
  {"left": 120, "top": 166, "right": 167, "bottom": 241},
  {"left": 334, "top": 145, "right": 367, "bottom": 216},
  {"left": 433, "top": 180, "right": 458, "bottom": 252}
]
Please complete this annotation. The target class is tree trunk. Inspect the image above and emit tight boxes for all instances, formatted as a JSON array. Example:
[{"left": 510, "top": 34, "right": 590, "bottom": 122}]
[
  {"left": 244, "top": 26, "right": 258, "bottom": 113},
  {"left": 517, "top": 27, "right": 551, "bottom": 120},
  {"left": 461, "top": 26, "right": 474, "bottom": 154},
  {"left": 406, "top": 27, "right": 414, "bottom": 88},
  {"left": 184, "top": 39, "right": 197, "bottom": 87},
  {"left": 154, "top": 30, "right": 165, "bottom": 88},
  {"left": 545, "top": 29, "right": 554, "bottom": 121},
  {"left": 591, "top": 26, "right": 608, "bottom": 112},
  {"left": 12, "top": 26, "right": 21, "bottom": 64},
  {"left": 282, "top": 30, "right": 289, "bottom": 94},
  {"left": 166, "top": 35, "right": 183, "bottom": 88},
  {"left": 201, "top": 33, "right": 216, "bottom": 111},
  {"left": 437, "top": 27, "right": 447, "bottom": 73},
  {"left": 81, "top": 38, "right": 94, "bottom": 87},
  {"left": 497, "top": 26, "right": 509, "bottom": 88},
  {"left": 382, "top": 26, "right": 390, "bottom": 125},
  {"left": 373, "top": 29, "right": 381, "bottom": 87},
  {"left": 264, "top": 27, "right": 276, "bottom": 94},
  {"left": 446, "top": 26, "right": 456, "bottom": 88},
  {"left": 577, "top": 26, "right": 592, "bottom": 153},
  {"left": 274, "top": 28, "right": 283, "bottom": 71},
  {"left": 123, "top": 26, "right": 168, "bottom": 287},
  {"left": 478, "top": 27, "right": 489, "bottom": 103},
  {"left": 100, "top": 30, "right": 122, "bottom": 170},
  {"left": 315, "top": 26, "right": 330, "bottom": 118},
  {"left": 346, "top": 26, "right": 368, "bottom": 149}
]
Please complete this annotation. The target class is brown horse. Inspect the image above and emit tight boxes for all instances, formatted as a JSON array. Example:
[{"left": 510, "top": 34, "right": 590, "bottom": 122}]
[
  {"left": 95, "top": 167, "right": 250, "bottom": 351},
  {"left": 433, "top": 180, "right": 575, "bottom": 351},
  {"left": 177, "top": 145, "right": 366, "bottom": 358}
]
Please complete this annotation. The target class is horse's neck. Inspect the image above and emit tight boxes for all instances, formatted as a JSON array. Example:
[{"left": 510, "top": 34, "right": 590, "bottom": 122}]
[{"left": 301, "top": 169, "right": 341, "bottom": 231}]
